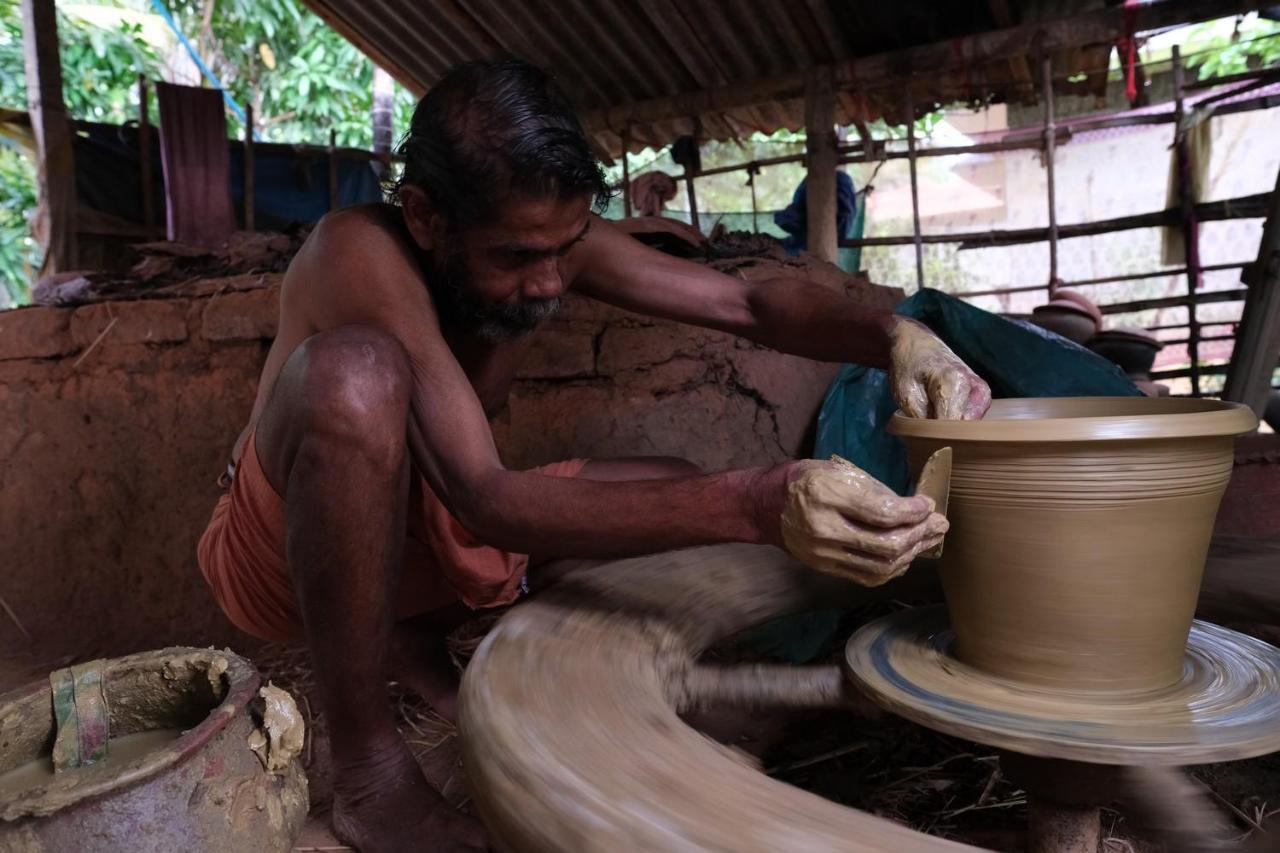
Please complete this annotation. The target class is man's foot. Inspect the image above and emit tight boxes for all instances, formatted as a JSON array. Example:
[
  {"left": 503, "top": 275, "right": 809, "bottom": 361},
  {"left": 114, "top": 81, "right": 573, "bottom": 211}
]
[
  {"left": 331, "top": 736, "right": 486, "bottom": 852},
  {"left": 388, "top": 619, "right": 462, "bottom": 722}
]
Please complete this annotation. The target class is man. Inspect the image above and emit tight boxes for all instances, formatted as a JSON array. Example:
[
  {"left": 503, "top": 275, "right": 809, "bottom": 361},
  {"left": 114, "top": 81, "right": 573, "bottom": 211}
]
[{"left": 197, "top": 59, "right": 990, "bottom": 852}]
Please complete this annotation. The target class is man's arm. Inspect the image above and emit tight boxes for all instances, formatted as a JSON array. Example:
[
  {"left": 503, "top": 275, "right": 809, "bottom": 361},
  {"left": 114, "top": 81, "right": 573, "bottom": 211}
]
[
  {"left": 569, "top": 217, "right": 990, "bottom": 419},
  {"left": 298, "top": 212, "right": 938, "bottom": 570}
]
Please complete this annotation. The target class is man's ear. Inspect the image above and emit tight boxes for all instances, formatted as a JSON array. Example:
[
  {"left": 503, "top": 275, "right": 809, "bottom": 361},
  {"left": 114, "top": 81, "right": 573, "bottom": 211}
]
[{"left": 399, "top": 184, "right": 447, "bottom": 252}]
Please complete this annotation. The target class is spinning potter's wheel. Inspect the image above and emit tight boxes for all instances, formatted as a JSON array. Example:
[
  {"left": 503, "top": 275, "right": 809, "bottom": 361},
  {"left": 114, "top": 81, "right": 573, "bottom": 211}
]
[{"left": 846, "top": 606, "right": 1280, "bottom": 764}]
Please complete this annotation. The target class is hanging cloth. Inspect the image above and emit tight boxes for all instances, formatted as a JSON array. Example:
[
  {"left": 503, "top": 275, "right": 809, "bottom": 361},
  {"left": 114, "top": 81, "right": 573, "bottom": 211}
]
[{"left": 156, "top": 82, "right": 236, "bottom": 247}]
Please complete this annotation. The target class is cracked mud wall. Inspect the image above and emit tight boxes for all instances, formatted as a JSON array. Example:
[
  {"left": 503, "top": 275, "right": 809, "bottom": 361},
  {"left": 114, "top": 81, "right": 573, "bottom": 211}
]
[{"left": 0, "top": 266, "right": 903, "bottom": 657}]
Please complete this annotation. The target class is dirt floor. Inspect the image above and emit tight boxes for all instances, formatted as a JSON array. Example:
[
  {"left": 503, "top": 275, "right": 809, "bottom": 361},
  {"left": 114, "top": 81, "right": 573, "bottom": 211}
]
[{"left": 251, "top": 601, "right": 1280, "bottom": 853}]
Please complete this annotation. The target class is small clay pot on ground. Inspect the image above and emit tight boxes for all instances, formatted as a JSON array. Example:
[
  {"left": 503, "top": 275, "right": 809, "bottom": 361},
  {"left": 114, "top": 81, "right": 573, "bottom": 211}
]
[{"left": 891, "top": 398, "right": 1257, "bottom": 693}]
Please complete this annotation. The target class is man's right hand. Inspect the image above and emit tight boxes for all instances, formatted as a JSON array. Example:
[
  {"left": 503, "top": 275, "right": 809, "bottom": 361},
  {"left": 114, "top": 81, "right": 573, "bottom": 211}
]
[{"left": 759, "top": 457, "right": 948, "bottom": 586}]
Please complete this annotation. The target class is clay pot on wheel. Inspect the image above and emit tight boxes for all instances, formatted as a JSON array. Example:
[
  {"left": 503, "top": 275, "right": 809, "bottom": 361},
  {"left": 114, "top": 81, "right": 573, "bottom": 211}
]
[
  {"left": 1030, "top": 300, "right": 1098, "bottom": 344},
  {"left": 891, "top": 398, "right": 1257, "bottom": 692}
]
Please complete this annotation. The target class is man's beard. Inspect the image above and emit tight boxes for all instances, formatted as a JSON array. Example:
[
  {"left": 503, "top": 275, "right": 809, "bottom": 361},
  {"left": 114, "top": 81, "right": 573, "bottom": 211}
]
[{"left": 428, "top": 249, "right": 561, "bottom": 342}]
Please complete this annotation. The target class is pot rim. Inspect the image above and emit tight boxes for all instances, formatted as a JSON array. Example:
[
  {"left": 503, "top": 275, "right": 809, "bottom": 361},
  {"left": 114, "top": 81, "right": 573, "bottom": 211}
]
[
  {"left": 0, "top": 647, "right": 259, "bottom": 820},
  {"left": 889, "top": 396, "right": 1258, "bottom": 442}
]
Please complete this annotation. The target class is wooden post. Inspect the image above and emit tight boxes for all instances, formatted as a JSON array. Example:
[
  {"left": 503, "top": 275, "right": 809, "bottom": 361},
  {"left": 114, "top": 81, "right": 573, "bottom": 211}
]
[
  {"left": 243, "top": 103, "right": 255, "bottom": 231},
  {"left": 1223, "top": 164, "right": 1280, "bottom": 415},
  {"left": 21, "top": 0, "right": 77, "bottom": 273},
  {"left": 138, "top": 75, "right": 155, "bottom": 236},
  {"left": 328, "top": 128, "right": 339, "bottom": 211},
  {"left": 748, "top": 163, "right": 760, "bottom": 234},
  {"left": 905, "top": 86, "right": 924, "bottom": 290},
  {"left": 1173, "top": 46, "right": 1203, "bottom": 396},
  {"left": 621, "top": 124, "right": 632, "bottom": 218},
  {"left": 1043, "top": 55, "right": 1060, "bottom": 296},
  {"left": 805, "top": 66, "right": 839, "bottom": 264}
]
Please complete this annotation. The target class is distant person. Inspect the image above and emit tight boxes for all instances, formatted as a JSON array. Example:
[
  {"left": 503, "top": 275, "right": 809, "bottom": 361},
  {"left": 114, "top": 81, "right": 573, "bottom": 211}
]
[
  {"left": 197, "top": 59, "right": 988, "bottom": 852},
  {"left": 629, "top": 170, "right": 679, "bottom": 217},
  {"left": 774, "top": 172, "right": 859, "bottom": 255}
]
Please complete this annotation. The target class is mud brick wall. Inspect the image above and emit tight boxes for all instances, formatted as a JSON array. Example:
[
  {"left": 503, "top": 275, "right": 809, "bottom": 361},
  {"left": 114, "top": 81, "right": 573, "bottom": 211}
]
[{"left": 0, "top": 268, "right": 903, "bottom": 659}]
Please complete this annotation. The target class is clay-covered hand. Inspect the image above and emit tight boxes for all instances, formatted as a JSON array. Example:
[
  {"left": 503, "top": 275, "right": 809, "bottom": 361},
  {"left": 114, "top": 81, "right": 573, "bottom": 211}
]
[
  {"left": 888, "top": 316, "right": 991, "bottom": 419},
  {"left": 778, "top": 456, "right": 948, "bottom": 586}
]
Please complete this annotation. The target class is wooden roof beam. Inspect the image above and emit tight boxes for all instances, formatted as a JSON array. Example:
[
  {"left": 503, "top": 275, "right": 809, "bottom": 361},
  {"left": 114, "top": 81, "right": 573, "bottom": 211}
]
[{"left": 580, "top": 0, "right": 1260, "bottom": 134}]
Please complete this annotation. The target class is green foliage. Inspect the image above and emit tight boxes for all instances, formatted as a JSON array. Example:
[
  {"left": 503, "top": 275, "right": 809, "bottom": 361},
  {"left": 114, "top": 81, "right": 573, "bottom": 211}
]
[
  {"left": 1178, "top": 16, "right": 1280, "bottom": 80},
  {"left": 162, "top": 0, "right": 417, "bottom": 147},
  {"left": 0, "top": 142, "right": 38, "bottom": 307}
]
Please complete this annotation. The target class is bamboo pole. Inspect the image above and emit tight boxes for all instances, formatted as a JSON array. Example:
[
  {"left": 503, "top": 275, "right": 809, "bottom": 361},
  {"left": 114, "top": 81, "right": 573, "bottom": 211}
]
[
  {"left": 621, "top": 124, "right": 631, "bottom": 218},
  {"left": 905, "top": 86, "right": 924, "bottom": 289},
  {"left": 138, "top": 74, "right": 155, "bottom": 236},
  {"left": 328, "top": 128, "right": 339, "bottom": 211},
  {"left": 1043, "top": 55, "right": 1059, "bottom": 295},
  {"left": 1173, "top": 46, "right": 1203, "bottom": 396},
  {"left": 243, "top": 103, "right": 255, "bottom": 231}
]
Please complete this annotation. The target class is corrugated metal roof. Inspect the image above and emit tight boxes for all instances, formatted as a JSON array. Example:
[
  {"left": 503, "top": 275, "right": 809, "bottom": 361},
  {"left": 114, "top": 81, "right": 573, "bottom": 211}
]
[{"left": 299, "top": 0, "right": 1242, "bottom": 158}]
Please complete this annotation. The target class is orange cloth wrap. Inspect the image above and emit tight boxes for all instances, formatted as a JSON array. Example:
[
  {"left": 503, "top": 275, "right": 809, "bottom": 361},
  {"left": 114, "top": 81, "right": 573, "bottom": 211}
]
[{"left": 197, "top": 432, "right": 587, "bottom": 643}]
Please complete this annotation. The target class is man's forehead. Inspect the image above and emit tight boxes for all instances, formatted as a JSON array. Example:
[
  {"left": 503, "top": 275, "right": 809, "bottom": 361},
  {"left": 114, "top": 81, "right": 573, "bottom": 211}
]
[{"left": 473, "top": 194, "right": 592, "bottom": 248}]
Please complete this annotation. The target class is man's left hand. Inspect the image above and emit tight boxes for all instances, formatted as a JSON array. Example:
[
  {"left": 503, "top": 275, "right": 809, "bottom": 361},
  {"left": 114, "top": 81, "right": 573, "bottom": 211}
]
[{"left": 888, "top": 317, "right": 991, "bottom": 420}]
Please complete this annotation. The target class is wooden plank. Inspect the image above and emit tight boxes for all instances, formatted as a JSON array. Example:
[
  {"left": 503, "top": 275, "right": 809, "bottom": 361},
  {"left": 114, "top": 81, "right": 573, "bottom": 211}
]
[
  {"left": 804, "top": 67, "right": 838, "bottom": 264},
  {"left": 579, "top": 0, "right": 1257, "bottom": 134},
  {"left": 21, "top": 0, "right": 77, "bottom": 273},
  {"left": 1223, "top": 165, "right": 1280, "bottom": 416}
]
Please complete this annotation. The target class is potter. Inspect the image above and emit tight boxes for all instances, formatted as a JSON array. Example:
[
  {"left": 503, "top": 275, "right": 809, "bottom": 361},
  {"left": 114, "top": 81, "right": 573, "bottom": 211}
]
[{"left": 192, "top": 57, "right": 990, "bottom": 852}]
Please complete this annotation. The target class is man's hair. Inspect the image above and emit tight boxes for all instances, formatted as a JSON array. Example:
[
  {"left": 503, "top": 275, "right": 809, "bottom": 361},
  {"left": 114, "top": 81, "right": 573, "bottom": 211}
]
[{"left": 391, "top": 58, "right": 611, "bottom": 227}]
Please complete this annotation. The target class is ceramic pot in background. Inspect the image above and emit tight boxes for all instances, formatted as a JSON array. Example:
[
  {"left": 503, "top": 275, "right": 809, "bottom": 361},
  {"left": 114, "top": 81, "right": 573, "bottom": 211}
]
[
  {"left": 891, "top": 398, "right": 1257, "bottom": 693},
  {"left": 1030, "top": 300, "right": 1098, "bottom": 344},
  {"left": 1050, "top": 289, "right": 1103, "bottom": 326},
  {"left": 1089, "top": 327, "right": 1164, "bottom": 378}
]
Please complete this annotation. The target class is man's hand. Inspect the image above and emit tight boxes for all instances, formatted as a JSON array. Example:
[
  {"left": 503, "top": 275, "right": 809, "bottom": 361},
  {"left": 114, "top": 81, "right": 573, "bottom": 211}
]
[
  {"left": 766, "top": 456, "right": 948, "bottom": 586},
  {"left": 888, "top": 317, "right": 991, "bottom": 419}
]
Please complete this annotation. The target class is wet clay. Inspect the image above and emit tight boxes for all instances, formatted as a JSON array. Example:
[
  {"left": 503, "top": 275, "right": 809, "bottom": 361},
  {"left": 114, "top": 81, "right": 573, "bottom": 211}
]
[
  {"left": 890, "top": 397, "right": 1258, "bottom": 692},
  {"left": 247, "top": 684, "right": 304, "bottom": 774},
  {"left": 0, "top": 729, "right": 182, "bottom": 798},
  {"left": 0, "top": 647, "right": 307, "bottom": 852},
  {"left": 781, "top": 455, "right": 945, "bottom": 584}
]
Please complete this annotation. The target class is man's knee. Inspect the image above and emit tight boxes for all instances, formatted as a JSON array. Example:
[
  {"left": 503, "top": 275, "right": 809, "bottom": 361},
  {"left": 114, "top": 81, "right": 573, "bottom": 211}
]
[{"left": 288, "top": 326, "right": 411, "bottom": 452}]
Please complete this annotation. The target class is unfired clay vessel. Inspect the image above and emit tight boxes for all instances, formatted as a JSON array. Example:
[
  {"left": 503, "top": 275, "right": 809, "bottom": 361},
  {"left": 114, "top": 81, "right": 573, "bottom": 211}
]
[{"left": 890, "top": 397, "right": 1257, "bottom": 692}]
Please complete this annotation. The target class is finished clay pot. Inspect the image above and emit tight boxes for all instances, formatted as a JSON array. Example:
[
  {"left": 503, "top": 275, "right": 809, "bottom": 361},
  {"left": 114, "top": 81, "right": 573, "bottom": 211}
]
[
  {"left": 1089, "top": 327, "right": 1163, "bottom": 378},
  {"left": 1030, "top": 301, "right": 1098, "bottom": 344},
  {"left": 891, "top": 398, "right": 1257, "bottom": 693}
]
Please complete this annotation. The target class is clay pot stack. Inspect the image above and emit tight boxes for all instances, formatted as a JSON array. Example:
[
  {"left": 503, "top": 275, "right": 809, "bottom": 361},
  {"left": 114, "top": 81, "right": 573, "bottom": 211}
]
[{"left": 1028, "top": 290, "right": 1168, "bottom": 396}]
